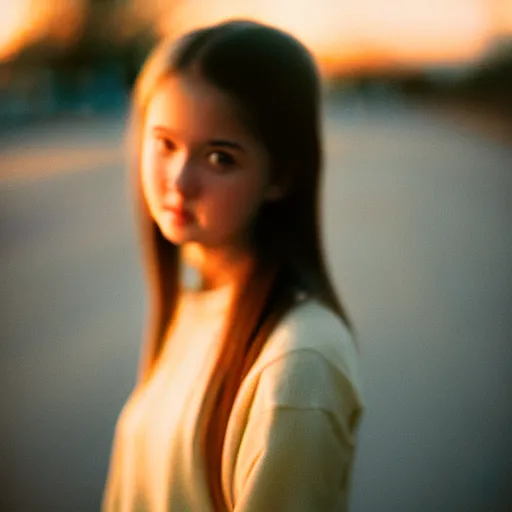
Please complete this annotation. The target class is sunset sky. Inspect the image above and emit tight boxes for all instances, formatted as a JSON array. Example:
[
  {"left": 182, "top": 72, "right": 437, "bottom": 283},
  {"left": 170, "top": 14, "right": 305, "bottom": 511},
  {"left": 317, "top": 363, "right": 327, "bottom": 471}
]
[
  {"left": 1, "top": 0, "right": 511, "bottom": 71},
  {"left": 0, "top": 0, "right": 85, "bottom": 61},
  {"left": 165, "top": 0, "right": 512, "bottom": 71}
]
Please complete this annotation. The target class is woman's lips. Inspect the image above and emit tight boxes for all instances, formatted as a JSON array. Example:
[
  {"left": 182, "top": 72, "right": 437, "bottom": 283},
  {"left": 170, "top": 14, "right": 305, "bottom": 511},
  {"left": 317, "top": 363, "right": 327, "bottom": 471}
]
[{"left": 163, "top": 204, "right": 195, "bottom": 223}]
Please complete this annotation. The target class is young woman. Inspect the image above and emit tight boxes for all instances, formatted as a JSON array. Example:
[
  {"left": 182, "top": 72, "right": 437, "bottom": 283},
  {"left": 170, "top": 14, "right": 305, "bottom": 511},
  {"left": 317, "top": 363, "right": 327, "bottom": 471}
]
[{"left": 102, "top": 19, "right": 364, "bottom": 512}]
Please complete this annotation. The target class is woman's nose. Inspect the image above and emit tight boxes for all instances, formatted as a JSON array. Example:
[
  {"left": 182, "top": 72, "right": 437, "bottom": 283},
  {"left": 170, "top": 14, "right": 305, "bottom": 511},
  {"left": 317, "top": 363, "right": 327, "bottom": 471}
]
[{"left": 166, "top": 156, "right": 199, "bottom": 198}]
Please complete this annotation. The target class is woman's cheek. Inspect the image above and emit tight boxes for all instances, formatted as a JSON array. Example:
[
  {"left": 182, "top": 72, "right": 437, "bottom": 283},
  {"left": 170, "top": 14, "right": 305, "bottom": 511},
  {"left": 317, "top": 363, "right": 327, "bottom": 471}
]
[
  {"left": 141, "top": 155, "right": 162, "bottom": 217},
  {"left": 211, "top": 180, "right": 263, "bottom": 233}
]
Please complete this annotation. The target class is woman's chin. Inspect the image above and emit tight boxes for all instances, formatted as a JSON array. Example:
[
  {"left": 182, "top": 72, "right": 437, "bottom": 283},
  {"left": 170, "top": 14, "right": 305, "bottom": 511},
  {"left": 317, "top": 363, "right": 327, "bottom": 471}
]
[{"left": 157, "top": 216, "right": 196, "bottom": 245}]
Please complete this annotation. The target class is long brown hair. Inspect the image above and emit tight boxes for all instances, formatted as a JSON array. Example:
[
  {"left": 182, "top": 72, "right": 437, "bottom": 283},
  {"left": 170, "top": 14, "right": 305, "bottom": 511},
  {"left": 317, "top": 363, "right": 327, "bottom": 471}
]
[{"left": 129, "top": 19, "right": 355, "bottom": 511}]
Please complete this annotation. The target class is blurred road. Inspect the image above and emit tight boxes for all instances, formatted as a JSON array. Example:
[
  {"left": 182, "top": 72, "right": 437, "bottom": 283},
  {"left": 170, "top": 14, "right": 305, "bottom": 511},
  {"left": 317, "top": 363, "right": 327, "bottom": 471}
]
[{"left": 1, "top": 99, "right": 511, "bottom": 511}]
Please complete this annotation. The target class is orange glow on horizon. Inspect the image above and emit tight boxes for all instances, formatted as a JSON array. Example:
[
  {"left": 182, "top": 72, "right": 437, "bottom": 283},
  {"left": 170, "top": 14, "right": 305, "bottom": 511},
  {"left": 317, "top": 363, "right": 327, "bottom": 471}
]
[
  {"left": 314, "top": 34, "right": 493, "bottom": 76},
  {"left": 1, "top": 0, "right": 511, "bottom": 70},
  {"left": 0, "top": 0, "right": 35, "bottom": 60},
  {"left": 160, "top": 0, "right": 507, "bottom": 74},
  {"left": 0, "top": 0, "right": 85, "bottom": 62}
]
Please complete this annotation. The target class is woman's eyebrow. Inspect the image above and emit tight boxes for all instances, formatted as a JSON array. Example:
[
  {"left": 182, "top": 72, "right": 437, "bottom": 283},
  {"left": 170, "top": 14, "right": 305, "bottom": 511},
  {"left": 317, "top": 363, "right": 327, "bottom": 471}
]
[
  {"left": 208, "top": 140, "right": 246, "bottom": 153},
  {"left": 151, "top": 127, "right": 246, "bottom": 153},
  {"left": 152, "top": 126, "right": 178, "bottom": 137}
]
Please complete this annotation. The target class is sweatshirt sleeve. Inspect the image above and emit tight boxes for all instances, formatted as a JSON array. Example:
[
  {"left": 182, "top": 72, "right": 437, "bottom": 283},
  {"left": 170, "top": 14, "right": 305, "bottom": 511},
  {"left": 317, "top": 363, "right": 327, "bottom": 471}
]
[
  {"left": 234, "top": 406, "right": 353, "bottom": 512},
  {"left": 231, "top": 350, "right": 363, "bottom": 512}
]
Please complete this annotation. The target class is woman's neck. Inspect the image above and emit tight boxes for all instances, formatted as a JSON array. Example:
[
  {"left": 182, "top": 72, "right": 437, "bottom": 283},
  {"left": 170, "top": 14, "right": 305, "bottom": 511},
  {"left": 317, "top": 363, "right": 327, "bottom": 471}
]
[{"left": 181, "top": 241, "right": 255, "bottom": 292}]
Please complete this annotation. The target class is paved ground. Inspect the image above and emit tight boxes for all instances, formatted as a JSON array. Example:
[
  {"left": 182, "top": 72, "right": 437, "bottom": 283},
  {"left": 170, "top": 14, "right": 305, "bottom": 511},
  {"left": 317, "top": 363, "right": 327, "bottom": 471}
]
[{"left": 1, "top": 97, "right": 511, "bottom": 511}]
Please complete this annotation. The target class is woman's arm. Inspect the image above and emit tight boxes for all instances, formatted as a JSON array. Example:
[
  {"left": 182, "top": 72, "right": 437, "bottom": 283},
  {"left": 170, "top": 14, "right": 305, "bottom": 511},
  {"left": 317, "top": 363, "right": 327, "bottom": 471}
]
[
  {"left": 230, "top": 350, "right": 362, "bottom": 512},
  {"left": 234, "top": 406, "right": 354, "bottom": 511}
]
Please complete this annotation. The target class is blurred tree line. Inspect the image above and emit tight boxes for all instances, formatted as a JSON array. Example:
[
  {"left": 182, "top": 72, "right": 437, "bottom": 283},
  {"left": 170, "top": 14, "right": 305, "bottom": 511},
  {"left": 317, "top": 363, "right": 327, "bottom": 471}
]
[
  {"left": 0, "top": 0, "right": 511, "bottom": 120},
  {"left": 12, "top": 0, "right": 160, "bottom": 88},
  {"left": 329, "top": 37, "right": 512, "bottom": 116},
  {"left": 0, "top": 0, "right": 171, "bottom": 119}
]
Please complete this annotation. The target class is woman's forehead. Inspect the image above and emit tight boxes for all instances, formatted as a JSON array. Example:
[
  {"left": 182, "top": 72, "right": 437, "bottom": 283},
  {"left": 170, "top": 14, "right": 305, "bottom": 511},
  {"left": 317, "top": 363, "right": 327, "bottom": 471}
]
[{"left": 144, "top": 75, "right": 252, "bottom": 142}]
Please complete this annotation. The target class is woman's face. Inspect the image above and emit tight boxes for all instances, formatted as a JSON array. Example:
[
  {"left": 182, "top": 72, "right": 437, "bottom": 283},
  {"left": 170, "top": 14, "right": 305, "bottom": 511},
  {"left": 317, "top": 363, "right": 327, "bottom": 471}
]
[{"left": 141, "top": 73, "right": 277, "bottom": 250}]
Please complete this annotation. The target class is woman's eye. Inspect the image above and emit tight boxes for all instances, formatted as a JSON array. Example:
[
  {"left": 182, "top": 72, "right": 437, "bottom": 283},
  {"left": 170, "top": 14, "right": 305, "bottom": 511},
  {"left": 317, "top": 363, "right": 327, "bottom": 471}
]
[
  {"left": 155, "top": 137, "right": 175, "bottom": 153},
  {"left": 208, "top": 151, "right": 235, "bottom": 169}
]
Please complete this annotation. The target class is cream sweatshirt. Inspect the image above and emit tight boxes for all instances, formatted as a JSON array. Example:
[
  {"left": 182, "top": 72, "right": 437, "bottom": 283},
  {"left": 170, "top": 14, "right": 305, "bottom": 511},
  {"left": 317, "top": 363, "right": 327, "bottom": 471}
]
[{"left": 101, "top": 283, "right": 364, "bottom": 512}]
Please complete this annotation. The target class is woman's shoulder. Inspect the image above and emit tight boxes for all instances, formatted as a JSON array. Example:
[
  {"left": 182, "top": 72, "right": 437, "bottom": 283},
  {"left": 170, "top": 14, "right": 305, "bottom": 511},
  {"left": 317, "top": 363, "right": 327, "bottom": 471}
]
[
  {"left": 241, "top": 295, "right": 364, "bottom": 435},
  {"left": 258, "top": 296, "right": 359, "bottom": 381},
  {"left": 250, "top": 296, "right": 364, "bottom": 412}
]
